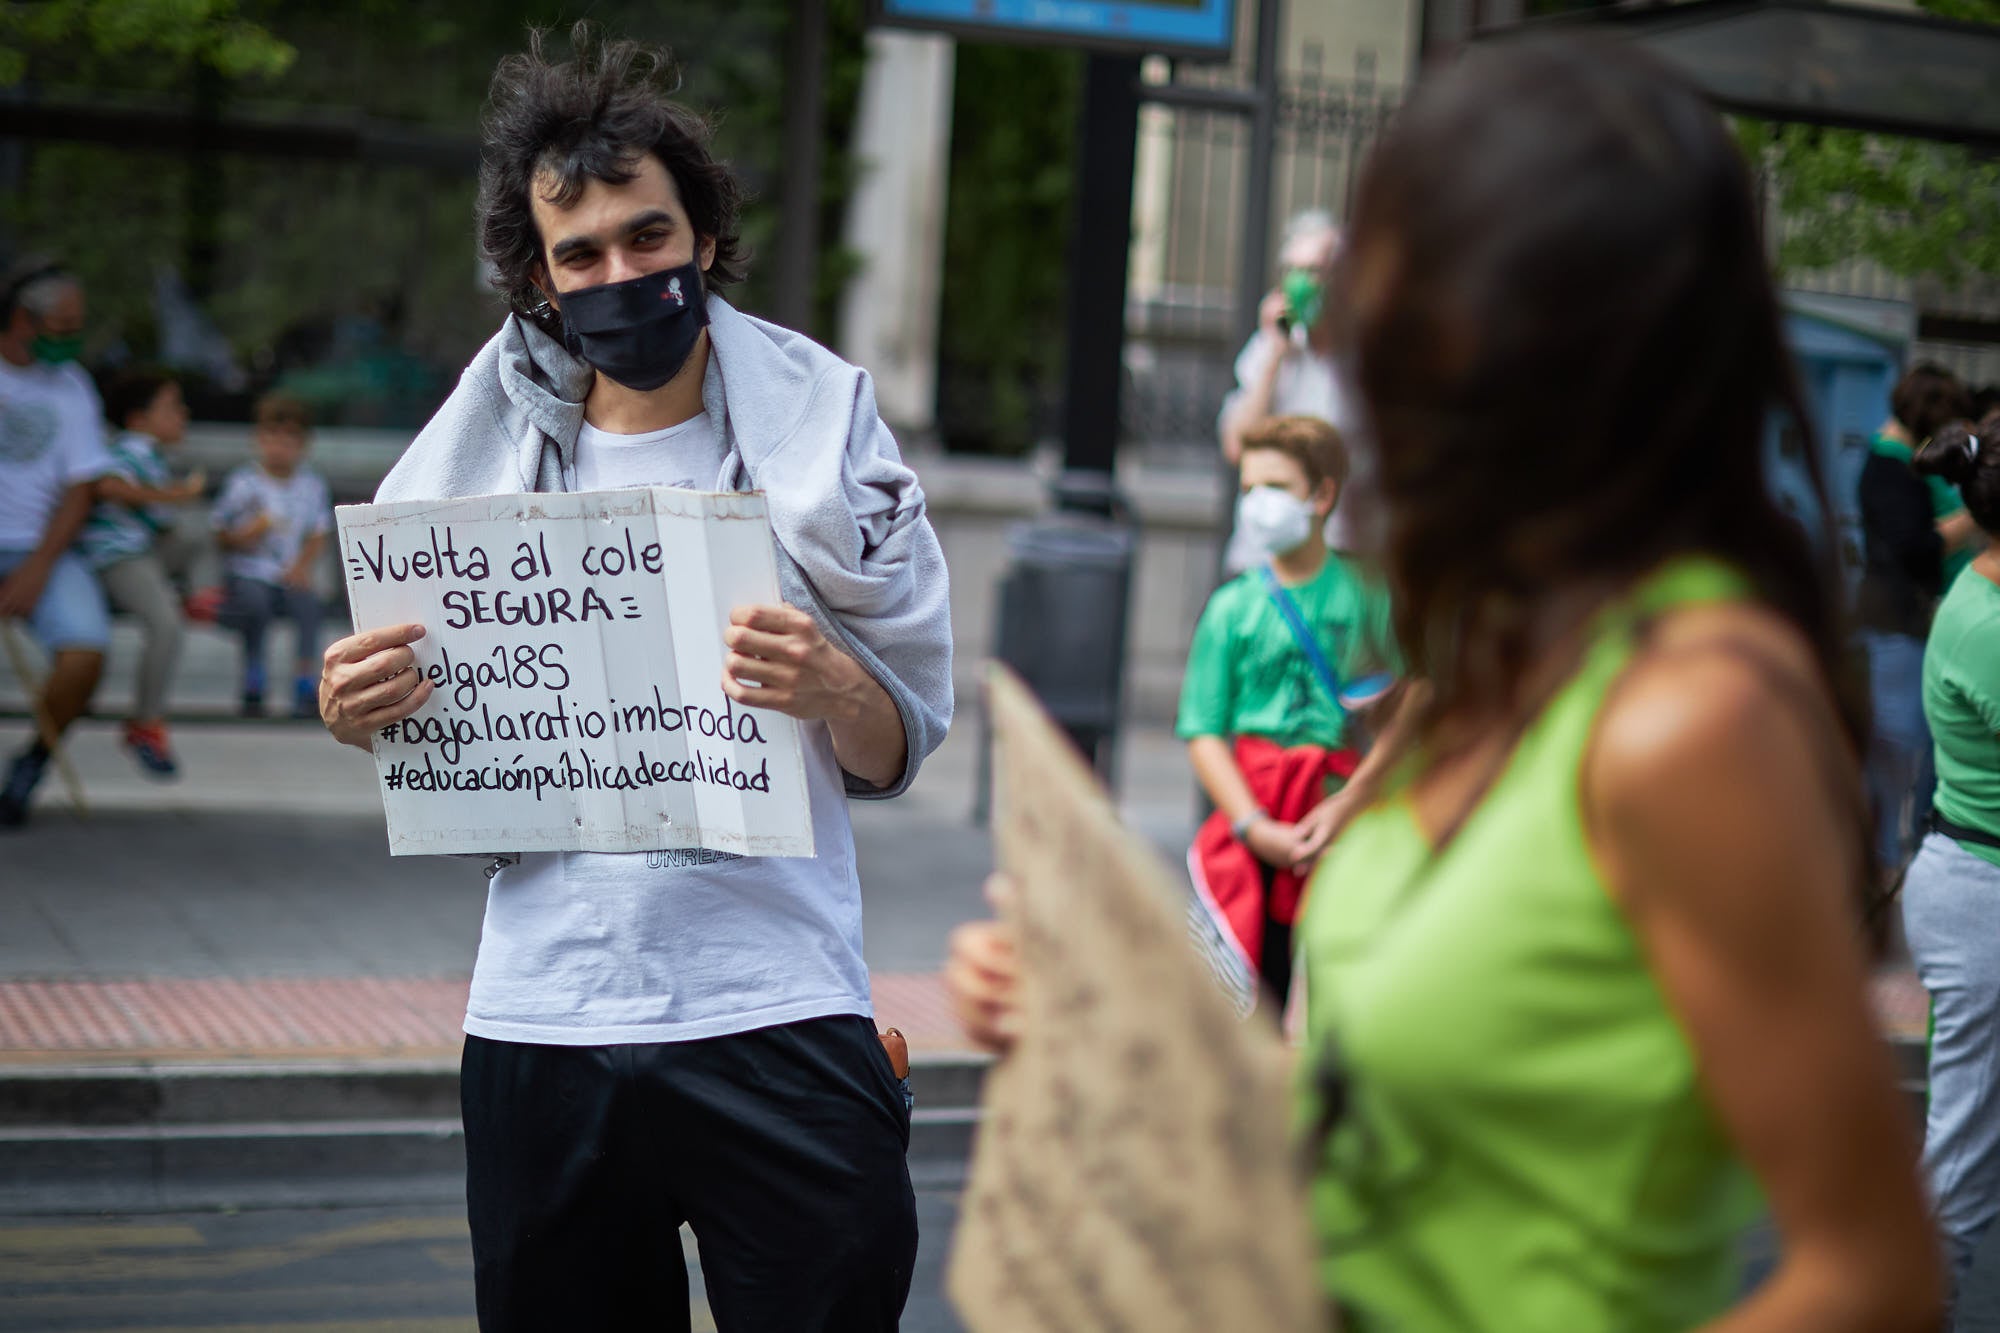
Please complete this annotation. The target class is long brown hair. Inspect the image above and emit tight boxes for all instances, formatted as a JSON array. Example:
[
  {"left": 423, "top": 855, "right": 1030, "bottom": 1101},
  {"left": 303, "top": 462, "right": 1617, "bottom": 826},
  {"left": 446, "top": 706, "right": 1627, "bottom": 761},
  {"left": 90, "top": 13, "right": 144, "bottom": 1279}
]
[{"left": 1342, "top": 38, "right": 1864, "bottom": 773}]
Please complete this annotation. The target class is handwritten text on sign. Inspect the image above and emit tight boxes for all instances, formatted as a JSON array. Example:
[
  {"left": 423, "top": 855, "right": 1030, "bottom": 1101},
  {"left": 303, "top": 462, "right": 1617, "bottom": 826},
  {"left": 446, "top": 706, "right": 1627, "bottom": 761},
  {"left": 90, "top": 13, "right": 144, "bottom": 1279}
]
[{"left": 336, "top": 489, "right": 813, "bottom": 859}]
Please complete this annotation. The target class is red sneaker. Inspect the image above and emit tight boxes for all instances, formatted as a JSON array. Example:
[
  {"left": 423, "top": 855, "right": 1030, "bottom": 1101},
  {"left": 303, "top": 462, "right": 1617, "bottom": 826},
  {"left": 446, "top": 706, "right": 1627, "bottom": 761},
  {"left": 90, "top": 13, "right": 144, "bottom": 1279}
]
[
  {"left": 183, "top": 586, "right": 225, "bottom": 624},
  {"left": 122, "top": 721, "right": 180, "bottom": 779}
]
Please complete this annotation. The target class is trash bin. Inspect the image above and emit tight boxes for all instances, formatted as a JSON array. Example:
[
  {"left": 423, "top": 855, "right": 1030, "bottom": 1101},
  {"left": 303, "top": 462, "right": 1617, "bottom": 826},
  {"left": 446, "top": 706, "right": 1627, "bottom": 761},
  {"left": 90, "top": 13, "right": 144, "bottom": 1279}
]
[{"left": 977, "top": 476, "right": 1137, "bottom": 818}]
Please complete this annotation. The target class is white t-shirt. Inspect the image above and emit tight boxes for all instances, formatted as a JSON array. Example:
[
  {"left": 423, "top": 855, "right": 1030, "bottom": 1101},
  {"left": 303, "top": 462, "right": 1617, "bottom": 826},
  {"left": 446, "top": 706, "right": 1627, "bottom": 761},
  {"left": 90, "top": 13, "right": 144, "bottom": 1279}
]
[
  {"left": 466, "top": 410, "right": 870, "bottom": 1045},
  {"left": 1217, "top": 328, "right": 1368, "bottom": 566},
  {"left": 573, "top": 415, "right": 724, "bottom": 493},
  {"left": 0, "top": 358, "right": 111, "bottom": 550},
  {"left": 211, "top": 465, "right": 333, "bottom": 585}
]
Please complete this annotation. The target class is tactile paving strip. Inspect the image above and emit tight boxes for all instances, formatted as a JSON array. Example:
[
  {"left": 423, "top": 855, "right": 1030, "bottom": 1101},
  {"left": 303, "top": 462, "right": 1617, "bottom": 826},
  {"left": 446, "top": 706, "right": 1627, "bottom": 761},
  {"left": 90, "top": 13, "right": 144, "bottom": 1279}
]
[
  {"left": 0, "top": 970, "right": 1922, "bottom": 1064},
  {"left": 0, "top": 972, "right": 968, "bottom": 1063}
]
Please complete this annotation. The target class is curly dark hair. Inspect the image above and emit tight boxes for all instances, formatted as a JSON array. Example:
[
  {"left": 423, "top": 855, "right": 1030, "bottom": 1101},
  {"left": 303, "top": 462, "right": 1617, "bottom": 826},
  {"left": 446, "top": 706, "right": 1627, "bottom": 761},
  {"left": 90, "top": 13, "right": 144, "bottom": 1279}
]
[
  {"left": 1917, "top": 410, "right": 2000, "bottom": 537},
  {"left": 477, "top": 23, "right": 747, "bottom": 335}
]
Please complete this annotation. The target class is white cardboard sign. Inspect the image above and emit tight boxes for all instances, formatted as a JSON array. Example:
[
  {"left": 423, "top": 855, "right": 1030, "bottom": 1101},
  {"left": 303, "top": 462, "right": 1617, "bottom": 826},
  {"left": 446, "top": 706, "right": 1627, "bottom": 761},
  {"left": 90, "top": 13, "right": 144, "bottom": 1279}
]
[{"left": 335, "top": 489, "right": 814, "bottom": 859}]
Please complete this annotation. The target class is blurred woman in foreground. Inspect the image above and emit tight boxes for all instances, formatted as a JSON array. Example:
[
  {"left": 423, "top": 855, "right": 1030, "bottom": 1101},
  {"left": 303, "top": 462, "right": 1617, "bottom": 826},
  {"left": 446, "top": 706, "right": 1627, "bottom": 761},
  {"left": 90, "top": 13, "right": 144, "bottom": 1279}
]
[{"left": 947, "top": 36, "right": 1938, "bottom": 1331}]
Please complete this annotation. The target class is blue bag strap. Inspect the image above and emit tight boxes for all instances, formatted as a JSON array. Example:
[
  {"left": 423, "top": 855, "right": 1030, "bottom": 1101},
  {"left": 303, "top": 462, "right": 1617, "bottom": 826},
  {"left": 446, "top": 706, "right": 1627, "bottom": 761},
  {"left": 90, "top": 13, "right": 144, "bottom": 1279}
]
[{"left": 1257, "top": 563, "right": 1346, "bottom": 712}]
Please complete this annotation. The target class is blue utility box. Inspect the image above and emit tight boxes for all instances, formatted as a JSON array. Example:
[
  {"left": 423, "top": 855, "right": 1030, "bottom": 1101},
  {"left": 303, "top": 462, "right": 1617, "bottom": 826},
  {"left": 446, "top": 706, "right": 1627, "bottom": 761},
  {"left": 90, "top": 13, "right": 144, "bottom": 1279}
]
[{"left": 1769, "top": 293, "right": 1914, "bottom": 593}]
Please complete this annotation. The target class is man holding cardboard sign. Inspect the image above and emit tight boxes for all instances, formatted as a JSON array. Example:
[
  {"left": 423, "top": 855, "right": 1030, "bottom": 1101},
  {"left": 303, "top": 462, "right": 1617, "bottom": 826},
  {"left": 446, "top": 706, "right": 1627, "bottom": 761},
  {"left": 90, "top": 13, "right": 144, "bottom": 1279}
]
[{"left": 316, "top": 24, "right": 952, "bottom": 1333}]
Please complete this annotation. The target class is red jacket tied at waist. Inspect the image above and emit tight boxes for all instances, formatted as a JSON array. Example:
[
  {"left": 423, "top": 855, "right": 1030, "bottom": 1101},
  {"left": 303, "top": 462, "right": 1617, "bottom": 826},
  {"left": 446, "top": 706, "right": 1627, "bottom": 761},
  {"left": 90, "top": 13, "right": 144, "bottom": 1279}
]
[{"left": 1188, "top": 735, "right": 1357, "bottom": 980}]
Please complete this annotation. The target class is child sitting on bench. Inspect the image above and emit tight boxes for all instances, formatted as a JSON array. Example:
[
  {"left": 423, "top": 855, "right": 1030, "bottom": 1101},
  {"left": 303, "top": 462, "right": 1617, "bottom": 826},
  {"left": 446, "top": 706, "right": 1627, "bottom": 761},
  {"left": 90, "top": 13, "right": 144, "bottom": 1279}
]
[{"left": 211, "top": 392, "right": 331, "bottom": 717}]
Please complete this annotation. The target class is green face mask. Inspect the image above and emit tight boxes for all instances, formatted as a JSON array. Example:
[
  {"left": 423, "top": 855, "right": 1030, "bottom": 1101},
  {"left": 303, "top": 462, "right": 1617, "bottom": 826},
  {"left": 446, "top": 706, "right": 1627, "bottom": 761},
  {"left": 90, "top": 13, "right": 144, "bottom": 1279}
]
[
  {"left": 1281, "top": 268, "right": 1325, "bottom": 331},
  {"left": 31, "top": 333, "right": 83, "bottom": 366}
]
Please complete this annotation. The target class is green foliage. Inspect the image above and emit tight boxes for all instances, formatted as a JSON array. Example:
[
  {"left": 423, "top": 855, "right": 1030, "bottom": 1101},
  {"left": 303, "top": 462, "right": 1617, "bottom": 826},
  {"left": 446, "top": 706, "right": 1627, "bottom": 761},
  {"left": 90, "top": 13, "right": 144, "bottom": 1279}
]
[
  {"left": 937, "top": 42, "right": 1080, "bottom": 455},
  {"left": 0, "top": 0, "right": 295, "bottom": 85},
  {"left": 1910, "top": 0, "right": 2000, "bottom": 21},
  {"left": 0, "top": 0, "right": 870, "bottom": 425},
  {"left": 1749, "top": 122, "right": 2000, "bottom": 282},
  {"left": 701, "top": 0, "right": 870, "bottom": 335},
  {"left": 1746, "top": 0, "right": 2000, "bottom": 282}
]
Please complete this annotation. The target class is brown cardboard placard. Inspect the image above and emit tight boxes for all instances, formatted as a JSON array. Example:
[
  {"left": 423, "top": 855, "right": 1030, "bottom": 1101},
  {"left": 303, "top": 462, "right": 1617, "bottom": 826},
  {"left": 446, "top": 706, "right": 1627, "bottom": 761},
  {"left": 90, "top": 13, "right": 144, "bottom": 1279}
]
[{"left": 948, "top": 665, "right": 1326, "bottom": 1332}]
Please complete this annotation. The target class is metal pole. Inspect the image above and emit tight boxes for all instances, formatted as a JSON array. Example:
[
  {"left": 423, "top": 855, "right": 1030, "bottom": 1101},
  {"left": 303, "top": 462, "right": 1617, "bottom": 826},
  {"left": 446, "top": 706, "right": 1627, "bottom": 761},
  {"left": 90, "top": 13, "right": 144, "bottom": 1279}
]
[
  {"left": 1234, "top": 0, "right": 1284, "bottom": 345},
  {"left": 775, "top": 0, "right": 827, "bottom": 334},
  {"left": 1057, "top": 52, "right": 1144, "bottom": 490},
  {"left": 185, "top": 59, "right": 225, "bottom": 303},
  {"left": 1214, "top": 0, "right": 1286, "bottom": 589}
]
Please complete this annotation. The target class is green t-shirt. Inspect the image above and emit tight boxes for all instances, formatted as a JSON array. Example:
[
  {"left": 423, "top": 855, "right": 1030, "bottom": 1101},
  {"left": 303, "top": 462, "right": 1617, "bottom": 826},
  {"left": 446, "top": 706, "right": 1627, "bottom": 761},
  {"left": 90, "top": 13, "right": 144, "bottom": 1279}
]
[
  {"left": 1925, "top": 566, "right": 2000, "bottom": 868},
  {"left": 1872, "top": 431, "right": 1973, "bottom": 586},
  {"left": 1175, "top": 553, "right": 1397, "bottom": 751}
]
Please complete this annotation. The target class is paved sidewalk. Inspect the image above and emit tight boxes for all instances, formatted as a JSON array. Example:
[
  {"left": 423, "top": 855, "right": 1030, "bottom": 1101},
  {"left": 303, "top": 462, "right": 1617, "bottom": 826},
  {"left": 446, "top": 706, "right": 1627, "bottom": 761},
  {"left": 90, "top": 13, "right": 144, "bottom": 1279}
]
[
  {"left": 0, "top": 620, "right": 1928, "bottom": 1065},
  {"left": 0, "top": 631, "right": 1203, "bottom": 1064}
]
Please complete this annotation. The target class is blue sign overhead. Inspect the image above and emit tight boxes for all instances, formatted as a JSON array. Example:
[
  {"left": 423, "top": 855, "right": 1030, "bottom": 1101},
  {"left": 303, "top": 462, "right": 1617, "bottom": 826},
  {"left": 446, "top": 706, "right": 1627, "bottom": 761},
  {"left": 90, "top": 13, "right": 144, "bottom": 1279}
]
[{"left": 870, "top": 0, "right": 1237, "bottom": 61}]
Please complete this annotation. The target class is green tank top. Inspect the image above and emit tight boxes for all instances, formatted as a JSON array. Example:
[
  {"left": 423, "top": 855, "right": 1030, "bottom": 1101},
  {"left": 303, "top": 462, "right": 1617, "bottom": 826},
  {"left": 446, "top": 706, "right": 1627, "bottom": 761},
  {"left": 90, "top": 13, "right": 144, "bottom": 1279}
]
[{"left": 1297, "top": 558, "right": 1761, "bottom": 1332}]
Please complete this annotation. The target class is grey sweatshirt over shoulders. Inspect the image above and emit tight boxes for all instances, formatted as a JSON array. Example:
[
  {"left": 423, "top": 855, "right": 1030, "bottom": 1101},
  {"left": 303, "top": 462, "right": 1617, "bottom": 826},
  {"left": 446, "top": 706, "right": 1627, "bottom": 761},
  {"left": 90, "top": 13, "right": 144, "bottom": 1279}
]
[{"left": 376, "top": 293, "right": 954, "bottom": 798}]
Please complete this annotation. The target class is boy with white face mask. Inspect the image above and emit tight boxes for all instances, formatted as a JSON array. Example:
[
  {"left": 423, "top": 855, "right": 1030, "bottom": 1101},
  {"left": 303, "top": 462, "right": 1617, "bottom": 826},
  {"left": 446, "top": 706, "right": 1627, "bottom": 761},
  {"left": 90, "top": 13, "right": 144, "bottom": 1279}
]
[{"left": 1178, "top": 416, "right": 1397, "bottom": 1011}]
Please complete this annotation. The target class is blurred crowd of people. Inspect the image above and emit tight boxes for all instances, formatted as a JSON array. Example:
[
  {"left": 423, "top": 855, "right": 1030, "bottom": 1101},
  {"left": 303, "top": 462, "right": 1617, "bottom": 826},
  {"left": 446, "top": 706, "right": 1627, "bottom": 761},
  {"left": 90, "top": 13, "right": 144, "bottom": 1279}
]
[{"left": 0, "top": 261, "right": 332, "bottom": 822}]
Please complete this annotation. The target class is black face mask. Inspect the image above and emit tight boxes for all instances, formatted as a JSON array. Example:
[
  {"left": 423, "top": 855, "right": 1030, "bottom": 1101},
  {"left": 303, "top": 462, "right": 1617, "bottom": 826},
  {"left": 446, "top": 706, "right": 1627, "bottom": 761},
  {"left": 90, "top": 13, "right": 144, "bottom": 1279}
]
[{"left": 557, "top": 259, "right": 708, "bottom": 392}]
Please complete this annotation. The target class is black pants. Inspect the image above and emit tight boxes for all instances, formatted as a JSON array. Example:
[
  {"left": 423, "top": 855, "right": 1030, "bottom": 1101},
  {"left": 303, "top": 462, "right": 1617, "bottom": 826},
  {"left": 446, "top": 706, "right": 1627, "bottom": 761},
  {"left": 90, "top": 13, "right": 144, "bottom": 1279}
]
[
  {"left": 1258, "top": 861, "right": 1293, "bottom": 1015},
  {"left": 1260, "top": 912, "right": 1293, "bottom": 1016},
  {"left": 462, "top": 1015, "right": 917, "bottom": 1332}
]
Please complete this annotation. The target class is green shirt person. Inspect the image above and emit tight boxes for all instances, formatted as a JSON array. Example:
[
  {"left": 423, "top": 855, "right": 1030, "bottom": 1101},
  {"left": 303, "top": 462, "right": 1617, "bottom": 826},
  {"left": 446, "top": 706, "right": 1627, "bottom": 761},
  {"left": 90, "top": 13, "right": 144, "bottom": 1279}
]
[
  {"left": 1176, "top": 533, "right": 1395, "bottom": 754},
  {"left": 1925, "top": 543, "right": 2000, "bottom": 868},
  {"left": 1902, "top": 417, "right": 2000, "bottom": 1288},
  {"left": 1874, "top": 364, "right": 1980, "bottom": 587}
]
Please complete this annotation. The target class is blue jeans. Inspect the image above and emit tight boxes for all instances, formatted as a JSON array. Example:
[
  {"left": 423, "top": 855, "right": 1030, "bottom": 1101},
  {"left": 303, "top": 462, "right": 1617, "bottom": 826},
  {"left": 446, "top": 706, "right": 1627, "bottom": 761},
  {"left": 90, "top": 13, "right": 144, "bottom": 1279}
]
[
  {"left": 1864, "top": 630, "right": 1934, "bottom": 874},
  {"left": 1905, "top": 832, "right": 2000, "bottom": 1288},
  {"left": 221, "top": 575, "right": 322, "bottom": 685}
]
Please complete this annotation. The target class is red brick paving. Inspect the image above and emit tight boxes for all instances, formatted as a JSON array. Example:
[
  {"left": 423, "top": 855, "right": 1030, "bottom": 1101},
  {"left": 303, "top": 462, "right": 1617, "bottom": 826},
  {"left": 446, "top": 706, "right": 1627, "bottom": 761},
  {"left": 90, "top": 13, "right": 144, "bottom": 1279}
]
[
  {"left": 0, "top": 972, "right": 970, "bottom": 1064},
  {"left": 0, "top": 969, "right": 1923, "bottom": 1066}
]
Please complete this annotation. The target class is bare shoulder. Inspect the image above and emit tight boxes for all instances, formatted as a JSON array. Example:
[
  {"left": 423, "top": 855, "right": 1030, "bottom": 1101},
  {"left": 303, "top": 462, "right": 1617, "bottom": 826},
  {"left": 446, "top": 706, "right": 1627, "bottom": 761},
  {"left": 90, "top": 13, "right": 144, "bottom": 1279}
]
[
  {"left": 1584, "top": 602, "right": 1855, "bottom": 909},
  {"left": 1591, "top": 602, "right": 1833, "bottom": 793}
]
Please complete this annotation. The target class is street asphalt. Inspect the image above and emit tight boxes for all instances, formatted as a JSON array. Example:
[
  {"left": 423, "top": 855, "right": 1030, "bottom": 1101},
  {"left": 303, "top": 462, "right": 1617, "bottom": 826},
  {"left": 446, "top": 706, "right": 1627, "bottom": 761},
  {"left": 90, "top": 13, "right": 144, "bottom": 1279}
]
[{"left": 0, "top": 1192, "right": 968, "bottom": 1333}]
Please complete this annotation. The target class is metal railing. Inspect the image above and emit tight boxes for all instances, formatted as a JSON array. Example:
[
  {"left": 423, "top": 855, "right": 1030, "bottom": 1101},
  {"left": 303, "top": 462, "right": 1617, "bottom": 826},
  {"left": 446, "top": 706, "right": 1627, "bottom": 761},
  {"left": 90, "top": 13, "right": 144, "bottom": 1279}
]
[{"left": 1124, "top": 72, "right": 1398, "bottom": 454}]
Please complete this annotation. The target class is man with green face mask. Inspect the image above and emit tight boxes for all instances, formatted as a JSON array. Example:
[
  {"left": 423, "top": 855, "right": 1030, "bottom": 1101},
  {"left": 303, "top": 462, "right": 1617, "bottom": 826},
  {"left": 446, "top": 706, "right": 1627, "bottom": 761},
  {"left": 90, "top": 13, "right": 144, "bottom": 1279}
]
[
  {"left": 0, "top": 260, "right": 113, "bottom": 827},
  {"left": 1218, "top": 210, "right": 1360, "bottom": 571}
]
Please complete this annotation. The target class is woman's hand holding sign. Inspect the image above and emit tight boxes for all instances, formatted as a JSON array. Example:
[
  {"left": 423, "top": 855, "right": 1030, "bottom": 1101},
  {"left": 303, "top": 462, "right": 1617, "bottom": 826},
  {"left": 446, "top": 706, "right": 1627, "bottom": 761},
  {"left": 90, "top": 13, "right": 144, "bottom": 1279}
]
[
  {"left": 320, "top": 622, "right": 436, "bottom": 751},
  {"left": 722, "top": 603, "right": 907, "bottom": 790}
]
